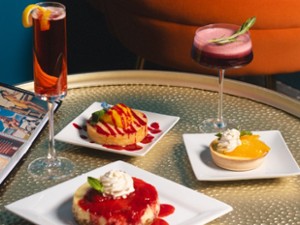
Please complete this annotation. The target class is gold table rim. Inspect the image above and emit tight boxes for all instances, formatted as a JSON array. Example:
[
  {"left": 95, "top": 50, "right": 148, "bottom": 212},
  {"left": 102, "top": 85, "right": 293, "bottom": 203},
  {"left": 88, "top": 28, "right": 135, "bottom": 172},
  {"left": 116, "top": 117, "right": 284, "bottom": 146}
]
[{"left": 17, "top": 70, "right": 300, "bottom": 118}]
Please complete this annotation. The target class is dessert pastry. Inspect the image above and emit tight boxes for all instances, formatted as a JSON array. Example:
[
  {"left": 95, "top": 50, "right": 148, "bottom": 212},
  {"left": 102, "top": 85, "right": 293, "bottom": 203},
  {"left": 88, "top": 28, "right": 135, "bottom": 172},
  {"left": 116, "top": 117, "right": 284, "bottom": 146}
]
[
  {"left": 210, "top": 129, "right": 270, "bottom": 171},
  {"left": 72, "top": 170, "right": 160, "bottom": 225},
  {"left": 87, "top": 103, "right": 148, "bottom": 146}
]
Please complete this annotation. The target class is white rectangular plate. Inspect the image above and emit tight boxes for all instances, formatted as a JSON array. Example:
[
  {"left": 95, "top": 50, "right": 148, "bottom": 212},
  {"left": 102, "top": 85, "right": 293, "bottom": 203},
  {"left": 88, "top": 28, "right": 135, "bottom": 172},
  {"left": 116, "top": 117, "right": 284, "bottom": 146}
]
[
  {"left": 55, "top": 102, "right": 180, "bottom": 156},
  {"left": 183, "top": 130, "right": 300, "bottom": 181},
  {"left": 6, "top": 161, "right": 232, "bottom": 225}
]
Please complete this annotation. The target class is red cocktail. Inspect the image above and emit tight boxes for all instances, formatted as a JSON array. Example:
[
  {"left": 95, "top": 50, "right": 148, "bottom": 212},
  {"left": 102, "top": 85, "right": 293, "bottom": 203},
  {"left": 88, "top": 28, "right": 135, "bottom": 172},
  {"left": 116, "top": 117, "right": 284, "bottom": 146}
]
[
  {"left": 24, "top": 2, "right": 74, "bottom": 180},
  {"left": 32, "top": 3, "right": 67, "bottom": 101}
]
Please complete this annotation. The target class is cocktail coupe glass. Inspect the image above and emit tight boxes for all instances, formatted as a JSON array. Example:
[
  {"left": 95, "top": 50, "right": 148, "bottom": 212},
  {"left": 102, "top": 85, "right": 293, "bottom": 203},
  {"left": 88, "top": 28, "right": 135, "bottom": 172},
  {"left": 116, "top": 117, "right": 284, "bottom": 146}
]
[
  {"left": 191, "top": 17, "right": 255, "bottom": 133},
  {"left": 27, "top": 2, "right": 74, "bottom": 179}
]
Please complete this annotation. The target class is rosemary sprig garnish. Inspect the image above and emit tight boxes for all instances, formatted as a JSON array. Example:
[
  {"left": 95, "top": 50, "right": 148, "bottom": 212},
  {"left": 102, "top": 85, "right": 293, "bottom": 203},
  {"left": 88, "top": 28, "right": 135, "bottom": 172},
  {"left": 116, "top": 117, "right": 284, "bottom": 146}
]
[{"left": 209, "top": 17, "right": 256, "bottom": 45}]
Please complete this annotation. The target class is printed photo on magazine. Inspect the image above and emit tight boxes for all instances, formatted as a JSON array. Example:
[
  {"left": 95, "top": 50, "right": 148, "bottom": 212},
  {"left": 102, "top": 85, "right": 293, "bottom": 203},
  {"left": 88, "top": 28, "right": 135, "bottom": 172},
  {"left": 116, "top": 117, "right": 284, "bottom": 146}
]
[{"left": 0, "top": 82, "right": 60, "bottom": 184}]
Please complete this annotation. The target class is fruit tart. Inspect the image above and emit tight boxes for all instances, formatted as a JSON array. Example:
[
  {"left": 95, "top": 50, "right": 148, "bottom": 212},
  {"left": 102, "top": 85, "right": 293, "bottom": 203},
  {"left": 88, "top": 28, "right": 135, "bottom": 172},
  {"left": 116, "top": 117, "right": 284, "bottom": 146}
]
[
  {"left": 87, "top": 103, "right": 148, "bottom": 146},
  {"left": 210, "top": 129, "right": 270, "bottom": 171}
]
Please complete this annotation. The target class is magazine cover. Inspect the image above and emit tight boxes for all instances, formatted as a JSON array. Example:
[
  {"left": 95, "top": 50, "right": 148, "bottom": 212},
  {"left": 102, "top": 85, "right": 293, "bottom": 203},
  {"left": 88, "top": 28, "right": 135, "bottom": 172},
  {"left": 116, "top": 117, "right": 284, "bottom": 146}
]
[{"left": 0, "top": 83, "right": 58, "bottom": 184}]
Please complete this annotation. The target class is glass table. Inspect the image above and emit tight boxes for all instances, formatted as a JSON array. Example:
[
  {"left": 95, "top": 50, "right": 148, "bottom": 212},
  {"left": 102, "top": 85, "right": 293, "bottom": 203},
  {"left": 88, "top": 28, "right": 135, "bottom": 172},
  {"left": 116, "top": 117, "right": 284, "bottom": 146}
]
[{"left": 1, "top": 70, "right": 299, "bottom": 224}]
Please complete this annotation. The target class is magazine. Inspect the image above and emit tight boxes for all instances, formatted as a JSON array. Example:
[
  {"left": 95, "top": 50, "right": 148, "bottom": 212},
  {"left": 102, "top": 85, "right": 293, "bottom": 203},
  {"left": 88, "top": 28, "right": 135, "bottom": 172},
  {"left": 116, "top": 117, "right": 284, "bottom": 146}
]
[{"left": 0, "top": 82, "right": 59, "bottom": 184}]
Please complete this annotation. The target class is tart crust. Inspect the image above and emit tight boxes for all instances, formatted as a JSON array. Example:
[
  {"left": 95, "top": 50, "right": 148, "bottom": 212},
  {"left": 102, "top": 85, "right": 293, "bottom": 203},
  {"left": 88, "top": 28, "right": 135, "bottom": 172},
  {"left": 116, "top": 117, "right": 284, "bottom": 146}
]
[{"left": 209, "top": 139, "right": 268, "bottom": 171}]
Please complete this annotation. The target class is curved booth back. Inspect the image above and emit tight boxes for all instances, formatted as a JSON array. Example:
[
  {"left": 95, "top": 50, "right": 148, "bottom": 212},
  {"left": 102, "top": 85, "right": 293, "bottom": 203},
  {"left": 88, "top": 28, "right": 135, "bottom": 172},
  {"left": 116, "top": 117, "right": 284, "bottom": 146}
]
[{"left": 87, "top": 0, "right": 300, "bottom": 77}]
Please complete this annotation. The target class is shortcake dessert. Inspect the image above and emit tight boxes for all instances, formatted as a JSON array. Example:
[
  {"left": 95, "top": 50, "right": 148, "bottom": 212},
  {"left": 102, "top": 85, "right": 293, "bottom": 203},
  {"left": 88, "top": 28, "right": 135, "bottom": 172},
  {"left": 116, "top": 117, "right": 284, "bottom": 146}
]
[
  {"left": 210, "top": 129, "right": 270, "bottom": 171},
  {"left": 87, "top": 103, "right": 148, "bottom": 146},
  {"left": 72, "top": 170, "right": 160, "bottom": 225}
]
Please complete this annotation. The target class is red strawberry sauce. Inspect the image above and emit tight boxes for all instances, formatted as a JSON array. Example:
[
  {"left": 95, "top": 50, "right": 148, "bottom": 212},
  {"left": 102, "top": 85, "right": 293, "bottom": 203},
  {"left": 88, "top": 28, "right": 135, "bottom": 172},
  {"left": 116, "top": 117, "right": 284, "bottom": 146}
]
[
  {"left": 73, "top": 121, "right": 162, "bottom": 151},
  {"left": 78, "top": 177, "right": 174, "bottom": 224}
]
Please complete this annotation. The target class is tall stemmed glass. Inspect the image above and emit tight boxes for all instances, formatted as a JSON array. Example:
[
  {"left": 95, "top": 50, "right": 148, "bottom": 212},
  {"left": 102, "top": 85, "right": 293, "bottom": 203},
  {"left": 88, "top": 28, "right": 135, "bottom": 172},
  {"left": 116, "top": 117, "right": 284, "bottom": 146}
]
[
  {"left": 27, "top": 2, "right": 74, "bottom": 179},
  {"left": 191, "top": 17, "right": 255, "bottom": 132}
]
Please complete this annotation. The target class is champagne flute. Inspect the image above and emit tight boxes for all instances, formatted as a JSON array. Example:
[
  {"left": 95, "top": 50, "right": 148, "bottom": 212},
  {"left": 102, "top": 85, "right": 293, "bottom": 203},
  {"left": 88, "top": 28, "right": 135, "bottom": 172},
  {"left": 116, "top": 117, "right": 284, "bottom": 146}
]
[
  {"left": 27, "top": 2, "right": 74, "bottom": 179},
  {"left": 191, "top": 17, "right": 255, "bottom": 132}
]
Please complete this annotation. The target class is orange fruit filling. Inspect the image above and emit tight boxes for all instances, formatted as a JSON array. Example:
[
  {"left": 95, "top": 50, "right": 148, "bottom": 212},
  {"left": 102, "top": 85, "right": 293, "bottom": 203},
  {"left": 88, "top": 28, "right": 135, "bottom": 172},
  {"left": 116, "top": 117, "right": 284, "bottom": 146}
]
[
  {"left": 223, "top": 135, "right": 270, "bottom": 158},
  {"left": 101, "top": 103, "right": 135, "bottom": 128}
]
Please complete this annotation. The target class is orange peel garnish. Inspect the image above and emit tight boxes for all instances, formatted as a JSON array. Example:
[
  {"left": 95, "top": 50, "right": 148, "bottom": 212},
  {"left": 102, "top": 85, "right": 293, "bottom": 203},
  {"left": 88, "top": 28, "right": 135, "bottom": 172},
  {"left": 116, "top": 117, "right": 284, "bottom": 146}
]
[
  {"left": 34, "top": 54, "right": 58, "bottom": 89},
  {"left": 22, "top": 4, "right": 51, "bottom": 30}
]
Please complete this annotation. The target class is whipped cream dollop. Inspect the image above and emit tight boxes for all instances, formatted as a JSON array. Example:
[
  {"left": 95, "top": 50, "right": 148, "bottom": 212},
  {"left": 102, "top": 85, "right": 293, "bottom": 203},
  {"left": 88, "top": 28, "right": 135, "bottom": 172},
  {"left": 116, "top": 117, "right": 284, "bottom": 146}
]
[
  {"left": 217, "top": 129, "right": 242, "bottom": 152},
  {"left": 100, "top": 170, "right": 135, "bottom": 199}
]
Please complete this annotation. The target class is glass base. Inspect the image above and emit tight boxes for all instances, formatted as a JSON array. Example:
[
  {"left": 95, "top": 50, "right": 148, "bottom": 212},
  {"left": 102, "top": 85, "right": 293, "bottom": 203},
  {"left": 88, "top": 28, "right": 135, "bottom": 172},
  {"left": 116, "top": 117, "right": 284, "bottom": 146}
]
[
  {"left": 28, "top": 157, "right": 74, "bottom": 180},
  {"left": 200, "top": 118, "right": 236, "bottom": 133}
]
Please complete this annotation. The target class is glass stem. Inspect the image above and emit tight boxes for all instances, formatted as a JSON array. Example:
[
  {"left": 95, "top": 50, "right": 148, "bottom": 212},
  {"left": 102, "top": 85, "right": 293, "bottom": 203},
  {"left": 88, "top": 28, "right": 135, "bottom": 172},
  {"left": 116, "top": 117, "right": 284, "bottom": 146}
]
[
  {"left": 218, "top": 69, "right": 225, "bottom": 124},
  {"left": 47, "top": 101, "right": 57, "bottom": 161}
]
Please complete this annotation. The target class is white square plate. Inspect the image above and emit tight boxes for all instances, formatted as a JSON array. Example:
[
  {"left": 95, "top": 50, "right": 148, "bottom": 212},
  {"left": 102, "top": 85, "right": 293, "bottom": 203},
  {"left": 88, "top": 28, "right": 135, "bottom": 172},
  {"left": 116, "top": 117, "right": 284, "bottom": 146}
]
[
  {"left": 55, "top": 102, "right": 180, "bottom": 156},
  {"left": 6, "top": 161, "right": 232, "bottom": 225},
  {"left": 183, "top": 130, "right": 300, "bottom": 181}
]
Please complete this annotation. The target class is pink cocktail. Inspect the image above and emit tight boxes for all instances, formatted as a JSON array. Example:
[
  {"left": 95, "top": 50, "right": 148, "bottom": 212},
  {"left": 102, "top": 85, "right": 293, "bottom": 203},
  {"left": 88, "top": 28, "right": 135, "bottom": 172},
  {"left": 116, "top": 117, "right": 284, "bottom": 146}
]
[
  {"left": 192, "top": 24, "right": 253, "bottom": 69},
  {"left": 191, "top": 19, "right": 255, "bottom": 132}
]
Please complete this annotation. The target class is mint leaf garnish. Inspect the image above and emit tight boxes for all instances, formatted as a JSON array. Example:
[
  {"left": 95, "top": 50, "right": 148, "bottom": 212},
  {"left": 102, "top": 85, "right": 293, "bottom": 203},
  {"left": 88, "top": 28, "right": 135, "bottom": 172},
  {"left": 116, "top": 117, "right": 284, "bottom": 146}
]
[
  {"left": 90, "top": 109, "right": 105, "bottom": 125},
  {"left": 240, "top": 130, "right": 252, "bottom": 136},
  {"left": 209, "top": 16, "right": 256, "bottom": 45},
  {"left": 88, "top": 176, "right": 104, "bottom": 193},
  {"left": 215, "top": 132, "right": 222, "bottom": 139},
  {"left": 215, "top": 129, "right": 252, "bottom": 139}
]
